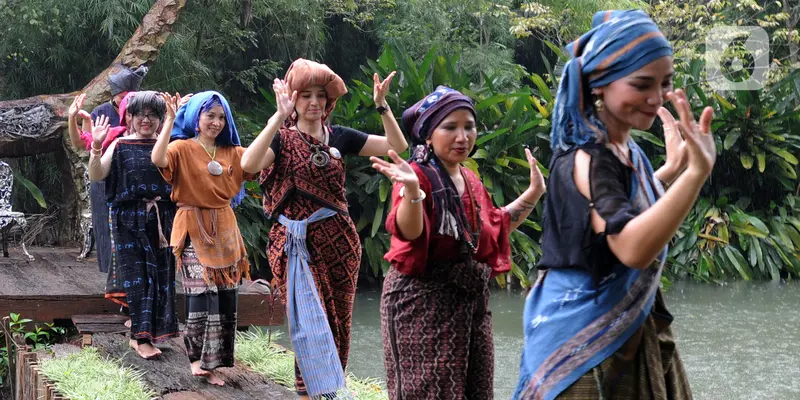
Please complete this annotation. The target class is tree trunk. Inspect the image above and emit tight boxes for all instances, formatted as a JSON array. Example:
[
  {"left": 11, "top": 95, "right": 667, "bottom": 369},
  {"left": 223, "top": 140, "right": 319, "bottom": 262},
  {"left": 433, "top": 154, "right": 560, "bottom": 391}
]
[{"left": 0, "top": 0, "right": 186, "bottom": 245}]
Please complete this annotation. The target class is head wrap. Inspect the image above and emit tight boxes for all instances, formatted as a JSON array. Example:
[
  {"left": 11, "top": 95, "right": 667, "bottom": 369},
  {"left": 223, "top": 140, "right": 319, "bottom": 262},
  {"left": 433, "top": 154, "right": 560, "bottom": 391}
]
[
  {"left": 170, "top": 90, "right": 245, "bottom": 207},
  {"left": 108, "top": 64, "right": 149, "bottom": 96},
  {"left": 401, "top": 86, "right": 479, "bottom": 248},
  {"left": 550, "top": 9, "right": 672, "bottom": 152},
  {"left": 117, "top": 91, "right": 136, "bottom": 127},
  {"left": 170, "top": 90, "right": 241, "bottom": 146},
  {"left": 403, "top": 85, "right": 477, "bottom": 146},
  {"left": 283, "top": 58, "right": 347, "bottom": 125}
]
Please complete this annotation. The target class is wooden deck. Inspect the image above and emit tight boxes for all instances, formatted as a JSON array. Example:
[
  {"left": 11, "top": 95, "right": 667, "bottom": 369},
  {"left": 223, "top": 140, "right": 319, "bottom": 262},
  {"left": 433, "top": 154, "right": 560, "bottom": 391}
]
[
  {"left": 90, "top": 334, "right": 296, "bottom": 399},
  {"left": 0, "top": 247, "right": 284, "bottom": 327}
]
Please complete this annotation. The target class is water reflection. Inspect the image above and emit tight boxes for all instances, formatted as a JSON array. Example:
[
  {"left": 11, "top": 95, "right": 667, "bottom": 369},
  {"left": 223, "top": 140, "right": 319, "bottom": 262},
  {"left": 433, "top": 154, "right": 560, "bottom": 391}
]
[{"left": 269, "top": 280, "right": 800, "bottom": 399}]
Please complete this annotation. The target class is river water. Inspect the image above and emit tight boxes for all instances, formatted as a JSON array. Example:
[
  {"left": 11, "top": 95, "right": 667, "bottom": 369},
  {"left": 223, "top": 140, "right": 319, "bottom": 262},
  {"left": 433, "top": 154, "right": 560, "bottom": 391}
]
[{"left": 272, "top": 280, "right": 800, "bottom": 399}]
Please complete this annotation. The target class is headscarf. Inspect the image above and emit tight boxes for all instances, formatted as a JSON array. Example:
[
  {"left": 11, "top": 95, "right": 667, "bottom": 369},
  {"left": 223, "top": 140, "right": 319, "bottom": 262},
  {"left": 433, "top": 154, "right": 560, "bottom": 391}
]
[
  {"left": 108, "top": 64, "right": 148, "bottom": 96},
  {"left": 548, "top": 9, "right": 672, "bottom": 225},
  {"left": 170, "top": 91, "right": 241, "bottom": 146},
  {"left": 550, "top": 9, "right": 673, "bottom": 152},
  {"left": 283, "top": 58, "right": 347, "bottom": 126},
  {"left": 83, "top": 91, "right": 135, "bottom": 152},
  {"left": 401, "top": 86, "right": 478, "bottom": 247},
  {"left": 170, "top": 90, "right": 246, "bottom": 207}
]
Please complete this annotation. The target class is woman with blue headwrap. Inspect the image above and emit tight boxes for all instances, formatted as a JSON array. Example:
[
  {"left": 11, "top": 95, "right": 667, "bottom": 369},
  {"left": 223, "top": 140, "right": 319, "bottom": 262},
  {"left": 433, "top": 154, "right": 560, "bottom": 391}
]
[
  {"left": 151, "top": 91, "right": 256, "bottom": 386},
  {"left": 513, "top": 10, "right": 716, "bottom": 400}
]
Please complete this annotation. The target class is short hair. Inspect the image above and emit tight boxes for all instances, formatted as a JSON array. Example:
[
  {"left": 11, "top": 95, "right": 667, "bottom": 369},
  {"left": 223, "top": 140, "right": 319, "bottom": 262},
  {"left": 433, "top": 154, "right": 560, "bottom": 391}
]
[{"left": 126, "top": 90, "right": 166, "bottom": 120}]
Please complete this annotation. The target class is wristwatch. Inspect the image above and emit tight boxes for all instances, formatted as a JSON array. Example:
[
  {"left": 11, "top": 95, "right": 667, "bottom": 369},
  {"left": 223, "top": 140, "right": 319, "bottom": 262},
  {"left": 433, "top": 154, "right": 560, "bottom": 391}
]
[{"left": 376, "top": 104, "right": 389, "bottom": 115}]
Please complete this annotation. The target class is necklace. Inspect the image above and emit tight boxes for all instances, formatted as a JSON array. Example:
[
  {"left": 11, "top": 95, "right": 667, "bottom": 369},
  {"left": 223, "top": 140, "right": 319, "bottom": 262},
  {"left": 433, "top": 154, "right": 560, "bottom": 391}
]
[
  {"left": 295, "top": 125, "right": 341, "bottom": 167},
  {"left": 195, "top": 138, "right": 223, "bottom": 176}
]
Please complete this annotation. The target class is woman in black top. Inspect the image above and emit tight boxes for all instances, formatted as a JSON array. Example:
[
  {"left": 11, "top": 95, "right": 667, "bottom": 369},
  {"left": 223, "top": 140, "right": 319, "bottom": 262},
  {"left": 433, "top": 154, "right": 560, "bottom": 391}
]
[{"left": 514, "top": 10, "right": 716, "bottom": 399}]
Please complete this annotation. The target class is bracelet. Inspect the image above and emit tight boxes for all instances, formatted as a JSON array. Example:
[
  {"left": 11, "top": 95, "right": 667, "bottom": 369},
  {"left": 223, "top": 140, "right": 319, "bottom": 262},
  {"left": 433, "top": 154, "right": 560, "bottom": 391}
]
[
  {"left": 91, "top": 143, "right": 103, "bottom": 152},
  {"left": 399, "top": 186, "right": 426, "bottom": 204},
  {"left": 376, "top": 105, "right": 389, "bottom": 115}
]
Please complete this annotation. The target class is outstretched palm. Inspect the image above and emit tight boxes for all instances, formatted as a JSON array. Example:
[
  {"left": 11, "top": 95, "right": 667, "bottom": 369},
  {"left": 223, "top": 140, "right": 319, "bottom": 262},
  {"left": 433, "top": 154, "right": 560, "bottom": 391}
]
[
  {"left": 657, "top": 106, "right": 687, "bottom": 171},
  {"left": 92, "top": 115, "right": 110, "bottom": 148},
  {"left": 161, "top": 92, "right": 178, "bottom": 119},
  {"left": 370, "top": 150, "right": 419, "bottom": 189},
  {"left": 273, "top": 78, "right": 297, "bottom": 121},
  {"left": 668, "top": 89, "right": 715, "bottom": 176}
]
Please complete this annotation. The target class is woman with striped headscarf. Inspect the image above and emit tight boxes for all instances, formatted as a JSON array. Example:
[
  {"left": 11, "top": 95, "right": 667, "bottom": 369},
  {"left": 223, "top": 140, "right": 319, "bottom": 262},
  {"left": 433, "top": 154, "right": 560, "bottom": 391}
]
[
  {"left": 513, "top": 10, "right": 716, "bottom": 400},
  {"left": 370, "top": 86, "right": 547, "bottom": 399}
]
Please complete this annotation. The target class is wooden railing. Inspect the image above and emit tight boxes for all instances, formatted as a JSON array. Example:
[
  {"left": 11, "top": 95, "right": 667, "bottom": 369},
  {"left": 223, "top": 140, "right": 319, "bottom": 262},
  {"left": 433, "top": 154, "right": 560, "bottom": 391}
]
[{"left": 2, "top": 316, "right": 69, "bottom": 400}]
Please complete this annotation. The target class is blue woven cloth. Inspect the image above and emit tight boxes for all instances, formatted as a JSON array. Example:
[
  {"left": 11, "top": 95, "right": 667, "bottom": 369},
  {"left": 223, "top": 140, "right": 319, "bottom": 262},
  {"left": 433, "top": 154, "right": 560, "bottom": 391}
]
[{"left": 280, "top": 207, "right": 349, "bottom": 398}]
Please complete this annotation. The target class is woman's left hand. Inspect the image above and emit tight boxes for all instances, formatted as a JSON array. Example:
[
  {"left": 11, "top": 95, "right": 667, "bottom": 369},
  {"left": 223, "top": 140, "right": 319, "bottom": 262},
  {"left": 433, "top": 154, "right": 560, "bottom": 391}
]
[
  {"left": 658, "top": 106, "right": 688, "bottom": 173},
  {"left": 373, "top": 71, "right": 396, "bottom": 108},
  {"left": 526, "top": 148, "right": 546, "bottom": 196}
]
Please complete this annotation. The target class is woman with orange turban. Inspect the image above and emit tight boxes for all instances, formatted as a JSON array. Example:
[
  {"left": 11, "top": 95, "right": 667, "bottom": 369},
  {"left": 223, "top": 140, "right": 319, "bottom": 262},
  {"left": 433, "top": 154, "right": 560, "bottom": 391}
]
[{"left": 242, "top": 58, "right": 408, "bottom": 398}]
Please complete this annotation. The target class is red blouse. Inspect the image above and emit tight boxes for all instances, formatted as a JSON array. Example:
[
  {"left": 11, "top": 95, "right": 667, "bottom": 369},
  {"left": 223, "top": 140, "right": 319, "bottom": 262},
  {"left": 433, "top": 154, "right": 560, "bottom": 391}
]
[{"left": 383, "top": 162, "right": 512, "bottom": 278}]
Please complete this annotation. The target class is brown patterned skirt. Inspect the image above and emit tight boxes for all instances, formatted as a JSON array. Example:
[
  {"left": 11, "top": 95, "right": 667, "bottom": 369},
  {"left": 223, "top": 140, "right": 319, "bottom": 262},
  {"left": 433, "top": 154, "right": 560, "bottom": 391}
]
[
  {"left": 557, "top": 295, "right": 692, "bottom": 399},
  {"left": 180, "top": 241, "right": 239, "bottom": 371},
  {"left": 381, "top": 257, "right": 494, "bottom": 400},
  {"left": 268, "top": 196, "right": 361, "bottom": 395}
]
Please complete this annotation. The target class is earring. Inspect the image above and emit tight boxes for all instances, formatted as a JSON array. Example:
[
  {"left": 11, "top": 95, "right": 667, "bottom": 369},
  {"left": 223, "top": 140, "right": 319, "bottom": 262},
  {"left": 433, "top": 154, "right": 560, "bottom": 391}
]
[{"left": 594, "top": 97, "right": 605, "bottom": 113}]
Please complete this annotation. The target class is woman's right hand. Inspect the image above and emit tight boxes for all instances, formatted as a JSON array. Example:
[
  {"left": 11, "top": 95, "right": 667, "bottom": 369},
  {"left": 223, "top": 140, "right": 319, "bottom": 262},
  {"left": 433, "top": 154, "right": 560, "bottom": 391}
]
[
  {"left": 91, "top": 115, "right": 110, "bottom": 149},
  {"left": 161, "top": 92, "right": 178, "bottom": 120},
  {"left": 273, "top": 78, "right": 297, "bottom": 122},
  {"left": 370, "top": 150, "right": 420, "bottom": 192},
  {"left": 669, "top": 89, "right": 715, "bottom": 178},
  {"left": 68, "top": 93, "right": 86, "bottom": 118}
]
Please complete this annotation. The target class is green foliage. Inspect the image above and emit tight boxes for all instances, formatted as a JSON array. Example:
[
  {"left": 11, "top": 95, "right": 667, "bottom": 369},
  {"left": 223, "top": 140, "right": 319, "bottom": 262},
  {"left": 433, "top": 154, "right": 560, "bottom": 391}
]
[
  {"left": 649, "top": 0, "right": 800, "bottom": 282},
  {"left": 236, "top": 328, "right": 389, "bottom": 398},
  {"left": 40, "top": 347, "right": 156, "bottom": 400},
  {"left": 1, "top": 313, "right": 67, "bottom": 386}
]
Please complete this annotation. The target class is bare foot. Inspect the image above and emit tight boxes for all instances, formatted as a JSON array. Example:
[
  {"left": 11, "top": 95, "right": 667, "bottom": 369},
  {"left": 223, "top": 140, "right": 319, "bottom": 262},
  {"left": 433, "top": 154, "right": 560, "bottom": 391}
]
[
  {"left": 135, "top": 342, "right": 161, "bottom": 360},
  {"left": 205, "top": 371, "right": 225, "bottom": 386},
  {"left": 191, "top": 361, "right": 210, "bottom": 377}
]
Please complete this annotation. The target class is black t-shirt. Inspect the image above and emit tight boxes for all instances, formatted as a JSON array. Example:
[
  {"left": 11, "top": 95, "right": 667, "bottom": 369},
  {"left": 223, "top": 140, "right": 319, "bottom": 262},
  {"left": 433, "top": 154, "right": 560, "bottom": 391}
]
[
  {"left": 537, "top": 142, "right": 640, "bottom": 276},
  {"left": 269, "top": 125, "right": 369, "bottom": 162}
]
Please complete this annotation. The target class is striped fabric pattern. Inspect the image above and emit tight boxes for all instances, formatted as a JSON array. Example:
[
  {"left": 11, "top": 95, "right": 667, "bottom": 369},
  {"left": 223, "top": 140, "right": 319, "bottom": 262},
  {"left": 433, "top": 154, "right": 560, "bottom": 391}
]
[
  {"left": 280, "top": 207, "right": 351, "bottom": 398},
  {"left": 549, "top": 9, "right": 673, "bottom": 152}
]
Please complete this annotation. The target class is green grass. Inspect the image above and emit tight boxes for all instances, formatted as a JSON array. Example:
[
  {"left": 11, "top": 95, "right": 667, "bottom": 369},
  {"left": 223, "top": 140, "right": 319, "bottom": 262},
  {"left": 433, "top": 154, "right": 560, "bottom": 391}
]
[
  {"left": 235, "top": 328, "right": 389, "bottom": 400},
  {"left": 39, "top": 347, "right": 156, "bottom": 400}
]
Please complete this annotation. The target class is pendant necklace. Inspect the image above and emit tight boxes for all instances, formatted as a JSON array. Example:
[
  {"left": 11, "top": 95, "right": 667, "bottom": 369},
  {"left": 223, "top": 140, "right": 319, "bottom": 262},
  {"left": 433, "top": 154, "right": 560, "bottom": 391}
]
[
  {"left": 195, "top": 138, "right": 223, "bottom": 176},
  {"left": 296, "top": 125, "right": 341, "bottom": 167}
]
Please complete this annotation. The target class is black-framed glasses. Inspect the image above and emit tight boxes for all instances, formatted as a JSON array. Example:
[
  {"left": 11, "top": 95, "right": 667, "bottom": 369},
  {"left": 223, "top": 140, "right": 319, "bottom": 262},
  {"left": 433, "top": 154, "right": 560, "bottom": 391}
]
[{"left": 134, "top": 113, "right": 159, "bottom": 121}]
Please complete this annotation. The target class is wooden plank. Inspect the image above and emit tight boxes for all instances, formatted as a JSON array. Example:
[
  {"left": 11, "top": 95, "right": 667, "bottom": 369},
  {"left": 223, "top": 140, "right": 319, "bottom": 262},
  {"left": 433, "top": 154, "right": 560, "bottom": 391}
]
[
  {"left": 74, "top": 323, "right": 128, "bottom": 334},
  {"left": 92, "top": 333, "right": 295, "bottom": 399},
  {"left": 71, "top": 314, "right": 129, "bottom": 324},
  {"left": 2, "top": 292, "right": 284, "bottom": 327},
  {"left": 0, "top": 247, "right": 285, "bottom": 327}
]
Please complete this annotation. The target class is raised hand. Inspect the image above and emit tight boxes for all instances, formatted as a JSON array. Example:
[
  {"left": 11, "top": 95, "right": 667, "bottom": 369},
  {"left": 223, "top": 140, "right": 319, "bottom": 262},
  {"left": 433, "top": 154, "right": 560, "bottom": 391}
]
[
  {"left": 178, "top": 92, "right": 193, "bottom": 108},
  {"left": 161, "top": 92, "right": 178, "bottom": 120},
  {"left": 91, "top": 115, "right": 111, "bottom": 149},
  {"left": 373, "top": 71, "right": 396, "bottom": 108},
  {"left": 657, "top": 106, "right": 688, "bottom": 172},
  {"left": 525, "top": 147, "right": 546, "bottom": 196},
  {"left": 69, "top": 93, "right": 87, "bottom": 118},
  {"left": 273, "top": 79, "right": 297, "bottom": 121},
  {"left": 370, "top": 149, "right": 419, "bottom": 190},
  {"left": 668, "top": 89, "right": 715, "bottom": 177}
]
